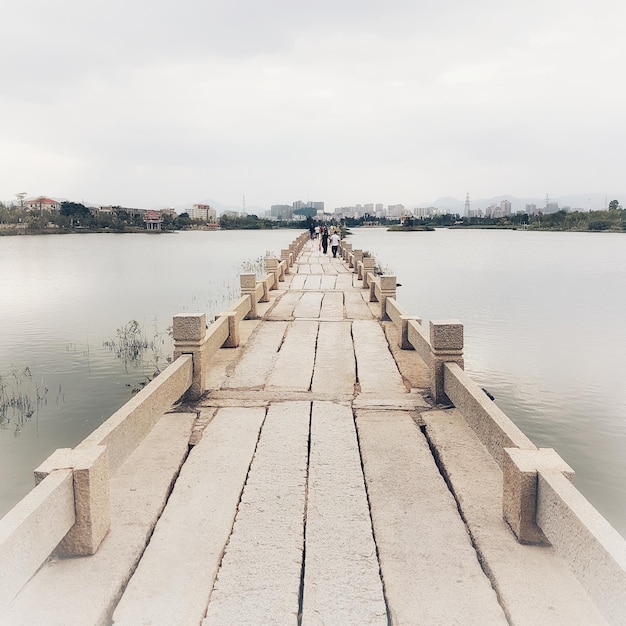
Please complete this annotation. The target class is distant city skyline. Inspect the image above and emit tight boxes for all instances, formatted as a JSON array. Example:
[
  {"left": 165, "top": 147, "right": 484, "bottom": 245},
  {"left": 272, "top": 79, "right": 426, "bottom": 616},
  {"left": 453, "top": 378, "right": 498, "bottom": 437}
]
[{"left": 4, "top": 191, "right": 623, "bottom": 216}]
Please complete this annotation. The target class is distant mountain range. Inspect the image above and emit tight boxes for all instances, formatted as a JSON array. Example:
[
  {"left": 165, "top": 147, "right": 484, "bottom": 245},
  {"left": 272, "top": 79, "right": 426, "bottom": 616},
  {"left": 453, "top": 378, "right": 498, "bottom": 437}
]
[{"left": 417, "top": 193, "right": 625, "bottom": 213}]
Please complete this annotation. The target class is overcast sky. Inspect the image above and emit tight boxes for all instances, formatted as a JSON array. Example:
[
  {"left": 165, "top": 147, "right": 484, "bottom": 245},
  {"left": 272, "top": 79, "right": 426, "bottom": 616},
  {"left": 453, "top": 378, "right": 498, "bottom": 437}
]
[{"left": 2, "top": 0, "right": 625, "bottom": 211}]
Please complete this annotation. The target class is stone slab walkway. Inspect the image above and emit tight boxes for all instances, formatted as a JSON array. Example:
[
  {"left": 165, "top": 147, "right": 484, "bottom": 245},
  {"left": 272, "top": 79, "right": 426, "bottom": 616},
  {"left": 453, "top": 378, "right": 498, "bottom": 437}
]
[{"left": 111, "top": 240, "right": 507, "bottom": 625}]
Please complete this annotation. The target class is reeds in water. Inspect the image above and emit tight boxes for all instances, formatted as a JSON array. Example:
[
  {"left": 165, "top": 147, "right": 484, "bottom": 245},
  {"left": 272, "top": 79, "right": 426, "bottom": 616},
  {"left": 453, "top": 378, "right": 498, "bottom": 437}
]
[{"left": 0, "top": 366, "right": 48, "bottom": 436}]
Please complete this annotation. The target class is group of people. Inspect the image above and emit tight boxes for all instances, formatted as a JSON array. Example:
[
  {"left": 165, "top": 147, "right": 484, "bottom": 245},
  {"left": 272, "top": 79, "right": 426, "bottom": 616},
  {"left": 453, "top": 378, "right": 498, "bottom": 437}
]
[{"left": 309, "top": 224, "right": 341, "bottom": 257}]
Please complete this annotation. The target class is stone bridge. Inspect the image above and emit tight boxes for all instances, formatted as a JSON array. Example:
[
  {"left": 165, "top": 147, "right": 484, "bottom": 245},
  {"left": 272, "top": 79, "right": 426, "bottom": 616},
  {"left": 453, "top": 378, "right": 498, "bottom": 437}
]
[{"left": 1, "top": 233, "right": 624, "bottom": 625}]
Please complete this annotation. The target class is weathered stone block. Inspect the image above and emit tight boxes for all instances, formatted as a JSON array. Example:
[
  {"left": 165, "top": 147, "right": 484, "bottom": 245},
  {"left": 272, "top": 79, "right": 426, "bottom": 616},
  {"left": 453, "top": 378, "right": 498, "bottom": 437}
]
[
  {"left": 399, "top": 315, "right": 421, "bottom": 350},
  {"left": 35, "top": 445, "right": 110, "bottom": 556},
  {"left": 240, "top": 273, "right": 257, "bottom": 290},
  {"left": 503, "top": 447, "right": 574, "bottom": 544},
  {"left": 362, "top": 259, "right": 376, "bottom": 288},
  {"left": 280, "top": 250, "right": 292, "bottom": 271},
  {"left": 430, "top": 320, "right": 463, "bottom": 351},
  {"left": 217, "top": 311, "right": 239, "bottom": 348},
  {"left": 265, "top": 257, "right": 280, "bottom": 289},
  {"left": 369, "top": 280, "right": 377, "bottom": 302},
  {"left": 261, "top": 276, "right": 271, "bottom": 302},
  {"left": 172, "top": 313, "right": 206, "bottom": 342},
  {"left": 379, "top": 275, "right": 397, "bottom": 292}
]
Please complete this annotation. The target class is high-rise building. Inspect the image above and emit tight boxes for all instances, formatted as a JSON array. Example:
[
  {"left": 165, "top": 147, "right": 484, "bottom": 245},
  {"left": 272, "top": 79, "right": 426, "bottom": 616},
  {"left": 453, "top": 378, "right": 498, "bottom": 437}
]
[
  {"left": 190, "top": 204, "right": 217, "bottom": 221},
  {"left": 270, "top": 205, "right": 293, "bottom": 220},
  {"left": 387, "top": 204, "right": 406, "bottom": 218}
]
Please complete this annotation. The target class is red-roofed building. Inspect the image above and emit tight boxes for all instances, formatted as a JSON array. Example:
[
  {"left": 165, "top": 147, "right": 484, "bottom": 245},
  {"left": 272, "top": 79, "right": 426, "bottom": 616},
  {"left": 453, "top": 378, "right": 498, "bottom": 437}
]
[
  {"left": 26, "top": 197, "right": 61, "bottom": 212},
  {"left": 144, "top": 210, "right": 163, "bottom": 230}
]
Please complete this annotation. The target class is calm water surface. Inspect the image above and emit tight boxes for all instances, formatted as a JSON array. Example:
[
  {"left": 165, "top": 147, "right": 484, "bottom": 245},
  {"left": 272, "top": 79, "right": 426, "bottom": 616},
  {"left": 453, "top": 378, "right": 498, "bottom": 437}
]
[
  {"left": 0, "top": 230, "right": 292, "bottom": 516},
  {"left": 1, "top": 228, "right": 625, "bottom": 539},
  {"left": 349, "top": 227, "right": 626, "bottom": 537}
]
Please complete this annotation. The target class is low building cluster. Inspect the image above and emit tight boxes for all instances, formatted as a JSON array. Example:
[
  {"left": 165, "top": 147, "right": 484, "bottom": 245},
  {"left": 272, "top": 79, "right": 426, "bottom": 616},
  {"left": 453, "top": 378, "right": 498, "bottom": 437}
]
[
  {"left": 2, "top": 197, "right": 218, "bottom": 231},
  {"left": 6, "top": 194, "right": 610, "bottom": 232}
]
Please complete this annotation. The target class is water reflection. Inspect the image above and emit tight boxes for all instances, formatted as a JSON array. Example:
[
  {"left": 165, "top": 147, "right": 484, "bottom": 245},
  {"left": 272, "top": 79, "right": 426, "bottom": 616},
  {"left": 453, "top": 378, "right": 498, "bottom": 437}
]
[
  {"left": 0, "top": 229, "right": 295, "bottom": 517},
  {"left": 348, "top": 227, "right": 626, "bottom": 537}
]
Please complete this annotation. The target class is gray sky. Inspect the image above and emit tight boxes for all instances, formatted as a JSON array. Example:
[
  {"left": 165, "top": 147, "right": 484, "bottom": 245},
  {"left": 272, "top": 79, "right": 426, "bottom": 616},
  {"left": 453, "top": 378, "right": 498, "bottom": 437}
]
[{"left": 2, "top": 0, "right": 625, "bottom": 211}]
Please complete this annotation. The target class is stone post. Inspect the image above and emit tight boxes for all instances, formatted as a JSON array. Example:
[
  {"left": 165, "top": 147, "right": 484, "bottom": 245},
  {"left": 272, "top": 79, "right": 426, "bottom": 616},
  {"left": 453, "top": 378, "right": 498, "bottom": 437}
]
[
  {"left": 362, "top": 258, "right": 376, "bottom": 288},
  {"left": 281, "top": 249, "right": 291, "bottom": 272},
  {"left": 342, "top": 242, "right": 352, "bottom": 261},
  {"left": 378, "top": 275, "right": 397, "bottom": 320},
  {"left": 399, "top": 315, "right": 422, "bottom": 349},
  {"left": 173, "top": 312, "right": 207, "bottom": 399},
  {"left": 429, "top": 320, "right": 464, "bottom": 404},
  {"left": 217, "top": 311, "right": 240, "bottom": 348},
  {"left": 34, "top": 446, "right": 110, "bottom": 556},
  {"left": 261, "top": 276, "right": 271, "bottom": 302},
  {"left": 240, "top": 273, "right": 258, "bottom": 319},
  {"left": 502, "top": 448, "right": 574, "bottom": 544},
  {"left": 352, "top": 249, "right": 363, "bottom": 272},
  {"left": 265, "top": 257, "right": 280, "bottom": 288}
]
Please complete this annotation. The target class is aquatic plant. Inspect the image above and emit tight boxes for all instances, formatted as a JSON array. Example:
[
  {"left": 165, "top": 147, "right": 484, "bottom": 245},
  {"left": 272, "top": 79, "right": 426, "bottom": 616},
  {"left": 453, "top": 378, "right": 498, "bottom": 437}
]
[
  {"left": 103, "top": 319, "right": 174, "bottom": 393},
  {"left": 376, "top": 263, "right": 393, "bottom": 276},
  {"left": 241, "top": 250, "right": 278, "bottom": 280},
  {"left": 0, "top": 366, "right": 48, "bottom": 437},
  {"left": 103, "top": 320, "right": 149, "bottom": 366},
  {"left": 241, "top": 255, "right": 265, "bottom": 279}
]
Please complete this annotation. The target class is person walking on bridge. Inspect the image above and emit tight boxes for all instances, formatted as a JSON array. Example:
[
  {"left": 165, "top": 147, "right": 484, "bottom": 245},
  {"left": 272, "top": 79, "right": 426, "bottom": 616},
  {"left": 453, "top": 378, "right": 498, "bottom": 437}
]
[
  {"left": 321, "top": 227, "right": 329, "bottom": 254},
  {"left": 330, "top": 230, "right": 340, "bottom": 257}
]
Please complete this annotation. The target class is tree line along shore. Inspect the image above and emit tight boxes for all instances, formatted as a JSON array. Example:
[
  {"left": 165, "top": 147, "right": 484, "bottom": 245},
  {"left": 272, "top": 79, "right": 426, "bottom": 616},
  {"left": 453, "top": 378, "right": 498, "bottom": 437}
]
[{"left": 2, "top": 200, "right": 626, "bottom": 234}]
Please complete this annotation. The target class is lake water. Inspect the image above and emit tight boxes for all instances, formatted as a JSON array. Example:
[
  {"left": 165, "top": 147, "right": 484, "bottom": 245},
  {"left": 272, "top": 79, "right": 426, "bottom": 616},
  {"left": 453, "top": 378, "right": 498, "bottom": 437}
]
[
  {"left": 1, "top": 228, "right": 625, "bottom": 539},
  {"left": 0, "top": 230, "right": 293, "bottom": 516},
  {"left": 349, "top": 227, "right": 626, "bottom": 538}
]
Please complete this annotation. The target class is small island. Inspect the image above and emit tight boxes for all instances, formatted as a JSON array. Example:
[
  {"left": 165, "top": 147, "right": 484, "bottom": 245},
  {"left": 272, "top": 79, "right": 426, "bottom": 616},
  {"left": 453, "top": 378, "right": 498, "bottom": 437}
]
[{"left": 387, "top": 224, "right": 434, "bottom": 232}]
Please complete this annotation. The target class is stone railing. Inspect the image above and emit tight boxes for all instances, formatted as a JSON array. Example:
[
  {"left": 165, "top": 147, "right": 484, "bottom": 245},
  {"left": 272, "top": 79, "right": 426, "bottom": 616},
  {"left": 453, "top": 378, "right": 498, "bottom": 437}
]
[
  {"left": 352, "top": 249, "right": 626, "bottom": 624},
  {"left": 339, "top": 242, "right": 399, "bottom": 323},
  {"left": 173, "top": 249, "right": 294, "bottom": 399},
  {"left": 0, "top": 232, "right": 306, "bottom": 612},
  {"left": 0, "top": 355, "right": 194, "bottom": 611}
]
